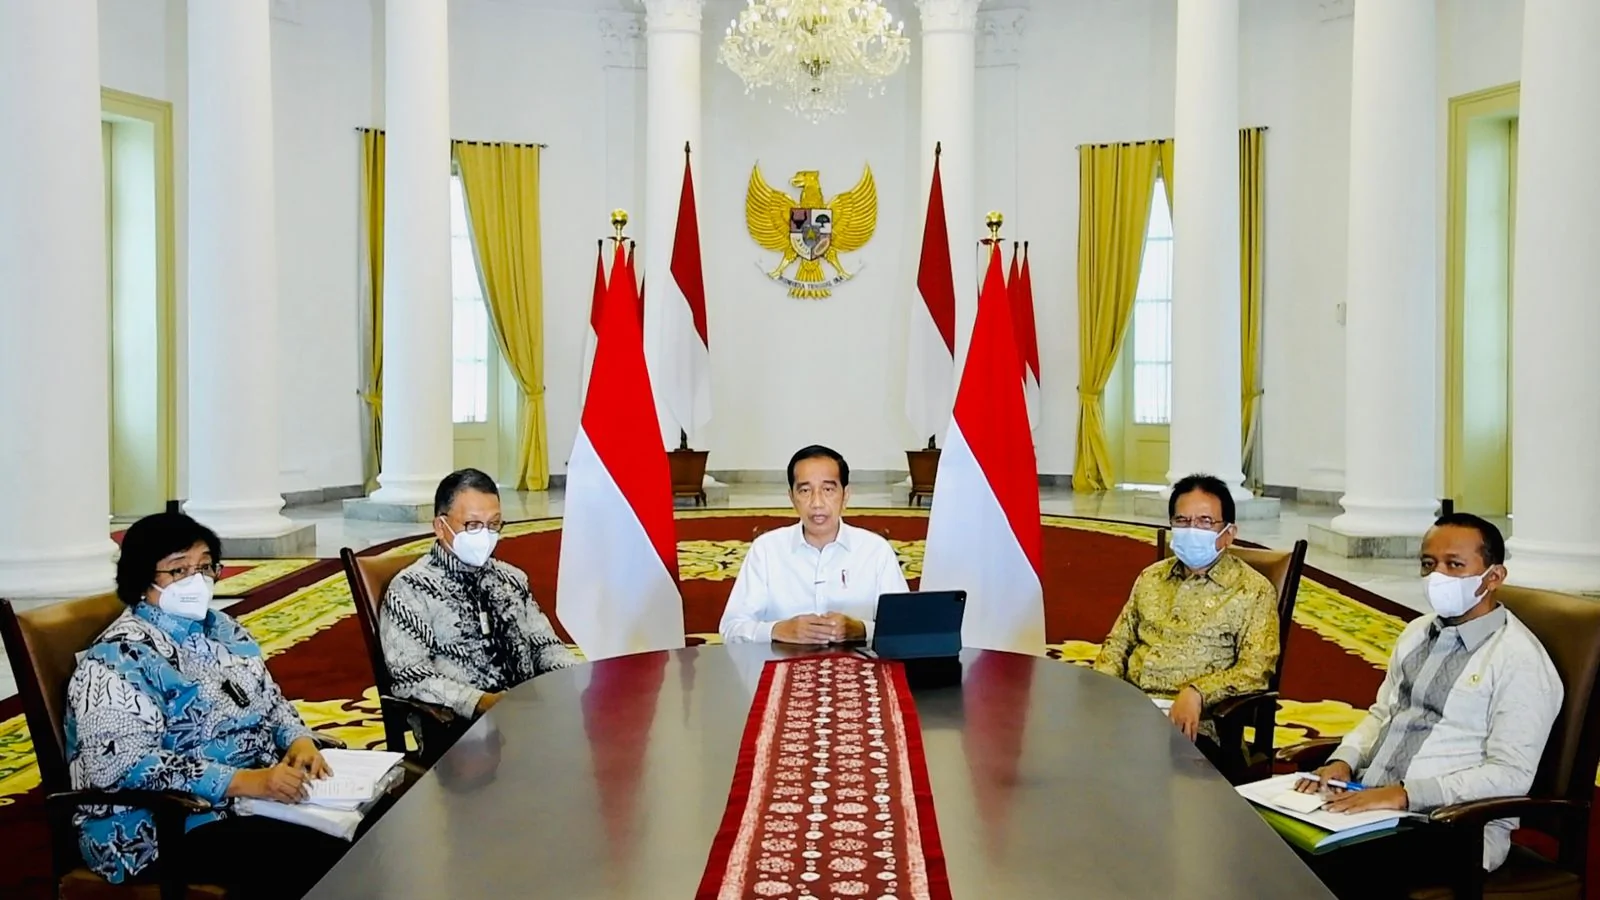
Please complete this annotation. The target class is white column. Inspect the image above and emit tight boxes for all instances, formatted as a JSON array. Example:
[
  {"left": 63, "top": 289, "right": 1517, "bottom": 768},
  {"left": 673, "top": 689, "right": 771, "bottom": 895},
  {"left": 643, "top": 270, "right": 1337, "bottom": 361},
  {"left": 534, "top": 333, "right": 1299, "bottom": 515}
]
[
  {"left": 370, "top": 0, "right": 453, "bottom": 506},
  {"left": 917, "top": 0, "right": 980, "bottom": 370},
  {"left": 1327, "top": 0, "right": 1438, "bottom": 537},
  {"left": 0, "top": 0, "right": 116, "bottom": 598},
  {"left": 1167, "top": 0, "right": 1247, "bottom": 500},
  {"left": 642, "top": 0, "right": 703, "bottom": 449},
  {"left": 1506, "top": 0, "right": 1600, "bottom": 590},
  {"left": 184, "top": 0, "right": 298, "bottom": 537}
]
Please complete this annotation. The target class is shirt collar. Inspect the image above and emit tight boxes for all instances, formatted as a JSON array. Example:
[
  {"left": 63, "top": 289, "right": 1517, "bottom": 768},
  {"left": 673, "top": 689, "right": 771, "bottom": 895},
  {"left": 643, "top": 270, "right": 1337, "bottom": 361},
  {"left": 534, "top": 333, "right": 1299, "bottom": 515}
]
[
  {"left": 792, "top": 519, "right": 853, "bottom": 553},
  {"left": 429, "top": 540, "right": 487, "bottom": 577},
  {"left": 1166, "top": 552, "right": 1240, "bottom": 585},
  {"left": 132, "top": 601, "right": 210, "bottom": 640},
  {"left": 1435, "top": 604, "right": 1507, "bottom": 652}
]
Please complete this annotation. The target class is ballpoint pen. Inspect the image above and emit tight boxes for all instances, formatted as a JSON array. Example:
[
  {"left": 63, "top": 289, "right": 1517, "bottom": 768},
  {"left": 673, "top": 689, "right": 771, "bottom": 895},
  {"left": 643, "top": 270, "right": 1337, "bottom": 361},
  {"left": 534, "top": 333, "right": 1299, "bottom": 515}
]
[{"left": 1295, "top": 772, "right": 1366, "bottom": 791}]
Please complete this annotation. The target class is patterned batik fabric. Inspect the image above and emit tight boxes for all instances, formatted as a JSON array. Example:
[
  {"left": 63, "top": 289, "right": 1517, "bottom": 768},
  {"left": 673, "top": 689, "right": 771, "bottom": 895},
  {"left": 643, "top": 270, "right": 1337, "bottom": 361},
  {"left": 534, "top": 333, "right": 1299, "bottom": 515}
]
[
  {"left": 379, "top": 543, "right": 578, "bottom": 717},
  {"left": 64, "top": 603, "right": 319, "bottom": 884},
  {"left": 1092, "top": 553, "right": 1280, "bottom": 708},
  {"left": 699, "top": 655, "right": 950, "bottom": 900}
]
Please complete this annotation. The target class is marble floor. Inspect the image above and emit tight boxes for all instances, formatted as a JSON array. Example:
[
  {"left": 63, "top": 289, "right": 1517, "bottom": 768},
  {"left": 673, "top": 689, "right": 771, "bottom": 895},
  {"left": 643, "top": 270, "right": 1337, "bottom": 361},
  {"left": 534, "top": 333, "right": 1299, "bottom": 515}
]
[{"left": 0, "top": 488, "right": 1427, "bottom": 704}]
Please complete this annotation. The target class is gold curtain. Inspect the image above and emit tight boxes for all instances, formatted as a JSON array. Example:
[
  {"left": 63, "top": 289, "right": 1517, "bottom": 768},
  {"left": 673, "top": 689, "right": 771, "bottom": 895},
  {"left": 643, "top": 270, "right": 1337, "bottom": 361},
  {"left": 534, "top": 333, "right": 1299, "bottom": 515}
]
[
  {"left": 1148, "top": 131, "right": 1266, "bottom": 484},
  {"left": 1157, "top": 139, "right": 1175, "bottom": 210},
  {"left": 1073, "top": 142, "right": 1161, "bottom": 491},
  {"left": 1238, "top": 127, "right": 1266, "bottom": 484},
  {"left": 358, "top": 129, "right": 385, "bottom": 491},
  {"left": 453, "top": 141, "right": 550, "bottom": 491}
]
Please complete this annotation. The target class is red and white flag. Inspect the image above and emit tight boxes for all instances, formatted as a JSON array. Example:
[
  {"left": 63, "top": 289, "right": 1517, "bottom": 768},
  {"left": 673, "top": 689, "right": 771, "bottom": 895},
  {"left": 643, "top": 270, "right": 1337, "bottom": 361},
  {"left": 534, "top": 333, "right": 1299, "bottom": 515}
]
[
  {"left": 1012, "top": 242, "right": 1041, "bottom": 430},
  {"left": 659, "top": 143, "right": 712, "bottom": 441},
  {"left": 905, "top": 144, "right": 957, "bottom": 444},
  {"left": 579, "top": 240, "right": 608, "bottom": 397},
  {"left": 557, "top": 243, "right": 684, "bottom": 661},
  {"left": 919, "top": 243, "right": 1044, "bottom": 654}
]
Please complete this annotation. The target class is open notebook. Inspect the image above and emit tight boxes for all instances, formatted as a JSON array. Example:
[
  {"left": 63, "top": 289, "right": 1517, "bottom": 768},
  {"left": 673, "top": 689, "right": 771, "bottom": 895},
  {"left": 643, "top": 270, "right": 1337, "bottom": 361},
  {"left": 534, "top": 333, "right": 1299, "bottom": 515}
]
[
  {"left": 235, "top": 749, "right": 405, "bottom": 840},
  {"left": 1237, "top": 773, "right": 1424, "bottom": 854}
]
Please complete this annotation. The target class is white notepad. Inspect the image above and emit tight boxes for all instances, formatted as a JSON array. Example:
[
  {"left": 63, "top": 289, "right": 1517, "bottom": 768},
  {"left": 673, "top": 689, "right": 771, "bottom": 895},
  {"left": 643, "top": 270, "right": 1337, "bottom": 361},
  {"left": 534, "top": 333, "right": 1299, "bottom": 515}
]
[
  {"left": 304, "top": 749, "right": 405, "bottom": 809},
  {"left": 1237, "top": 773, "right": 1422, "bottom": 834},
  {"left": 1150, "top": 696, "right": 1174, "bottom": 712},
  {"left": 236, "top": 748, "right": 406, "bottom": 836}
]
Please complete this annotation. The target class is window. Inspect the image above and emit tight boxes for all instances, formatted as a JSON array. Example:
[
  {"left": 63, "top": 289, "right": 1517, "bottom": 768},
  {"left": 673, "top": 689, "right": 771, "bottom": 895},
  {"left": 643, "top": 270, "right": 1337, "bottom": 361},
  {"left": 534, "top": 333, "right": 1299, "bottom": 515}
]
[
  {"left": 1132, "top": 179, "right": 1174, "bottom": 425},
  {"left": 450, "top": 173, "right": 490, "bottom": 424}
]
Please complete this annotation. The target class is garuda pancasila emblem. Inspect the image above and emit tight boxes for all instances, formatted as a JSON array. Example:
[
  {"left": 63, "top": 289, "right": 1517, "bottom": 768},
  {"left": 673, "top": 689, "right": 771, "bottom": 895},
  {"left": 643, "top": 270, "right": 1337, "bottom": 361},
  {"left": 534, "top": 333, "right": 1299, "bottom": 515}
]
[{"left": 745, "top": 163, "right": 878, "bottom": 299}]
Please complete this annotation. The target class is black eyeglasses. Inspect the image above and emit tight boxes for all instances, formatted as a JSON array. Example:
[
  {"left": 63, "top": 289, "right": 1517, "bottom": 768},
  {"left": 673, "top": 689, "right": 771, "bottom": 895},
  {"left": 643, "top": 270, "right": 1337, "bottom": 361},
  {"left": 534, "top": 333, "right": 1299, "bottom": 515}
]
[
  {"left": 457, "top": 521, "right": 504, "bottom": 534},
  {"left": 156, "top": 563, "right": 222, "bottom": 581},
  {"left": 1170, "top": 516, "right": 1224, "bottom": 531}
]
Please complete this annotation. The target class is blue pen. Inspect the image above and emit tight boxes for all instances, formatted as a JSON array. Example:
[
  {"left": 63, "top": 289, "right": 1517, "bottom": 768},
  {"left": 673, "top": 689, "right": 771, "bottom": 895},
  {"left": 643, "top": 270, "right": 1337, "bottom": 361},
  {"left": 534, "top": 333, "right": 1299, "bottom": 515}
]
[{"left": 1296, "top": 772, "right": 1365, "bottom": 791}]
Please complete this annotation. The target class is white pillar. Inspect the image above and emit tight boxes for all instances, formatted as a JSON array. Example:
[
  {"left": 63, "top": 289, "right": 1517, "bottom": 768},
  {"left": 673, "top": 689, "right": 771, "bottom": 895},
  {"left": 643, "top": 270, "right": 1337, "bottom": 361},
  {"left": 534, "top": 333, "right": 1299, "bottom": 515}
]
[
  {"left": 642, "top": 0, "right": 703, "bottom": 450},
  {"left": 184, "top": 0, "right": 299, "bottom": 538},
  {"left": 370, "top": 0, "right": 453, "bottom": 506},
  {"left": 1506, "top": 0, "right": 1600, "bottom": 590},
  {"left": 1327, "top": 0, "right": 1439, "bottom": 537},
  {"left": 0, "top": 0, "right": 116, "bottom": 598},
  {"left": 917, "top": 0, "right": 980, "bottom": 374},
  {"left": 1167, "top": 0, "right": 1247, "bottom": 500}
]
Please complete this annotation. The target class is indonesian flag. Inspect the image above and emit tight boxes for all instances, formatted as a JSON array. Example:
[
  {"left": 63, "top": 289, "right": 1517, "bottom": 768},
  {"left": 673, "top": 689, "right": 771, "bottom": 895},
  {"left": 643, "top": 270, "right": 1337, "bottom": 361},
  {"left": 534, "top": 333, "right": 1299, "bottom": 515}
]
[
  {"left": 659, "top": 143, "right": 712, "bottom": 441},
  {"left": 1012, "top": 242, "right": 1041, "bottom": 430},
  {"left": 905, "top": 144, "right": 957, "bottom": 443},
  {"left": 579, "top": 240, "right": 608, "bottom": 398},
  {"left": 557, "top": 243, "right": 685, "bottom": 661},
  {"left": 919, "top": 243, "right": 1044, "bottom": 654}
]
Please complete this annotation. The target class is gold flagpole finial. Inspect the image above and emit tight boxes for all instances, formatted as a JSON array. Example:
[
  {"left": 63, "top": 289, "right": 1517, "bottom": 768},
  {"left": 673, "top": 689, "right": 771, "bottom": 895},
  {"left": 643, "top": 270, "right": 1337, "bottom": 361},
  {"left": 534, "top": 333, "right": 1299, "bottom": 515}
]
[
  {"left": 610, "top": 209, "right": 629, "bottom": 243},
  {"left": 980, "top": 211, "right": 1004, "bottom": 245}
]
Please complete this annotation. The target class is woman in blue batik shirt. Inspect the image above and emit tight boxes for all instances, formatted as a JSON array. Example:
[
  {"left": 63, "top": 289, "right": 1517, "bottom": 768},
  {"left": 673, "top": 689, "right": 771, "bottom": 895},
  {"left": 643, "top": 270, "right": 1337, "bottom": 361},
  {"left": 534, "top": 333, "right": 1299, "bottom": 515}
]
[{"left": 65, "top": 513, "right": 348, "bottom": 898}]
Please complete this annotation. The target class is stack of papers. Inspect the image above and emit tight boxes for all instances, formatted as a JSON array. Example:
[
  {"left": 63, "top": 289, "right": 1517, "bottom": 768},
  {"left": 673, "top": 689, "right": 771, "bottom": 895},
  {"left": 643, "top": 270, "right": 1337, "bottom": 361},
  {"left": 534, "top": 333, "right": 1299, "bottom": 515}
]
[
  {"left": 1237, "top": 773, "right": 1423, "bottom": 854},
  {"left": 236, "top": 749, "right": 405, "bottom": 840},
  {"left": 1149, "top": 696, "right": 1174, "bottom": 712}
]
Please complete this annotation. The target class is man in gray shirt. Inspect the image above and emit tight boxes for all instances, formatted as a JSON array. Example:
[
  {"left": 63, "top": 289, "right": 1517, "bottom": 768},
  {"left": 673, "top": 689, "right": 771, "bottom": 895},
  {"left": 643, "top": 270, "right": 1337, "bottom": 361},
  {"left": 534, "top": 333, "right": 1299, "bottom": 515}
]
[
  {"left": 380, "top": 469, "right": 578, "bottom": 719},
  {"left": 1297, "top": 513, "right": 1562, "bottom": 896}
]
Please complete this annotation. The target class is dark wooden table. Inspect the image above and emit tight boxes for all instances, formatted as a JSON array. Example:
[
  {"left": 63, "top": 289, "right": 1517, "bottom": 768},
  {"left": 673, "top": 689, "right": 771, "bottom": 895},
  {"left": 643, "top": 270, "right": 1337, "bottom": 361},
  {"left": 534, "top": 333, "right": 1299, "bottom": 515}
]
[{"left": 306, "top": 645, "right": 1335, "bottom": 899}]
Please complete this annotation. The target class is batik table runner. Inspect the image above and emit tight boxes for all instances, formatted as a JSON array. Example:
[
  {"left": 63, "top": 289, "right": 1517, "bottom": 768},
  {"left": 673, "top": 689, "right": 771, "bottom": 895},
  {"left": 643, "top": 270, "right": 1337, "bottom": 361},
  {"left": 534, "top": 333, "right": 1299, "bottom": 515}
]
[{"left": 697, "top": 654, "right": 952, "bottom": 900}]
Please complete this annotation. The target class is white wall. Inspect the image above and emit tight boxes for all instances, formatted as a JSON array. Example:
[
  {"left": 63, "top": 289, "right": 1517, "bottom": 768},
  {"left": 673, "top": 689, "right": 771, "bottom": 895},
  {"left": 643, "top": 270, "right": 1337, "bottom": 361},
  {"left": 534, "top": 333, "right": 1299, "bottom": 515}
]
[{"left": 92, "top": 0, "right": 1530, "bottom": 494}]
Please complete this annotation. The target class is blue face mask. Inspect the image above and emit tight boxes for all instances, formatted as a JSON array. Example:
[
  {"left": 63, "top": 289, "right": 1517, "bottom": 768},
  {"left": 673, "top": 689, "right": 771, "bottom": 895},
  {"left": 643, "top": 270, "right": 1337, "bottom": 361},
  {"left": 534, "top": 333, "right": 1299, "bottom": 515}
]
[{"left": 1172, "top": 526, "right": 1229, "bottom": 571}]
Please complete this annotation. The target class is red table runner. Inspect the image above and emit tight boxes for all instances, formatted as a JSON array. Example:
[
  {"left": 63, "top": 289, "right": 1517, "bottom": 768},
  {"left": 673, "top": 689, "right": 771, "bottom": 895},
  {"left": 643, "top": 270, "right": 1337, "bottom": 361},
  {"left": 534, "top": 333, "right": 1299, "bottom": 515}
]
[{"left": 697, "top": 654, "right": 952, "bottom": 900}]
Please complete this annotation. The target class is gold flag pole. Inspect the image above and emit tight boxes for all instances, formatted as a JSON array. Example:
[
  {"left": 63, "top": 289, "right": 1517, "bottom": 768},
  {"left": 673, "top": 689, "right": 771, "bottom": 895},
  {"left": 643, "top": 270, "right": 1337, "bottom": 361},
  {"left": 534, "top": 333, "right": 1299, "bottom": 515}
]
[{"left": 605, "top": 208, "right": 630, "bottom": 246}]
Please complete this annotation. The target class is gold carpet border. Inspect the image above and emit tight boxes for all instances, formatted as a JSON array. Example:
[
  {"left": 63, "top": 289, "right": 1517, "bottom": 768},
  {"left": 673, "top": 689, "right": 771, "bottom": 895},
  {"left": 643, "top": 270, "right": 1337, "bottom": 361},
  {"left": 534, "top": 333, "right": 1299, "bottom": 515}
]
[
  {"left": 0, "top": 509, "right": 1423, "bottom": 804},
  {"left": 214, "top": 558, "right": 320, "bottom": 598}
]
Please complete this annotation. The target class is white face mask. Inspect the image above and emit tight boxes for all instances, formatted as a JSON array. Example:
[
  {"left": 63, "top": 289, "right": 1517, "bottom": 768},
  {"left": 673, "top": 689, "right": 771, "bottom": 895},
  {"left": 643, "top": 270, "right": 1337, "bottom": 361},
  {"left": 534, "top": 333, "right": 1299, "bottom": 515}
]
[
  {"left": 1423, "top": 571, "right": 1488, "bottom": 618},
  {"left": 157, "top": 573, "right": 214, "bottom": 620},
  {"left": 448, "top": 525, "right": 499, "bottom": 568}
]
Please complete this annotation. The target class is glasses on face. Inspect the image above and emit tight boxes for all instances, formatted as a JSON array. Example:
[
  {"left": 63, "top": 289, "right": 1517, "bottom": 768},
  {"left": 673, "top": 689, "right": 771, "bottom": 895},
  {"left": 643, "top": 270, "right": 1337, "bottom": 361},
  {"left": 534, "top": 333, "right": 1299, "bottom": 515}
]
[
  {"left": 457, "top": 520, "right": 504, "bottom": 534},
  {"left": 156, "top": 562, "right": 222, "bottom": 582},
  {"left": 1171, "top": 516, "right": 1223, "bottom": 531}
]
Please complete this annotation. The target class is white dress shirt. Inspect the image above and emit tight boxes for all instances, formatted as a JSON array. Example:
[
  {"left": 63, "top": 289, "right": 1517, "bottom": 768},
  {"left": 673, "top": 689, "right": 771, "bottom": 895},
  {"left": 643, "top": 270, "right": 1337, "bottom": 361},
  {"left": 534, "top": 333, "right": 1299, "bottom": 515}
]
[
  {"left": 719, "top": 520, "right": 909, "bottom": 643},
  {"left": 1329, "top": 606, "right": 1562, "bottom": 871}
]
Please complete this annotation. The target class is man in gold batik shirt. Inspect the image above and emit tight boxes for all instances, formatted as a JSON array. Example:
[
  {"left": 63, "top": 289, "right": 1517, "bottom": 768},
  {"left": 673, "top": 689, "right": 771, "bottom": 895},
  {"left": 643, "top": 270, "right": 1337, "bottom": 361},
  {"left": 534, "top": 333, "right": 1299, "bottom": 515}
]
[{"left": 1094, "top": 474, "right": 1279, "bottom": 758}]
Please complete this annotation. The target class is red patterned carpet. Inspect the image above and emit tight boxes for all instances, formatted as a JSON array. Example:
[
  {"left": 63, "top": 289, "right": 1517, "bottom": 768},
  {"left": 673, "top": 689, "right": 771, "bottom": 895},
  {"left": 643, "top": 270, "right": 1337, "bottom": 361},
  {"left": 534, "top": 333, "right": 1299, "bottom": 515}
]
[{"left": 0, "top": 511, "right": 1587, "bottom": 898}]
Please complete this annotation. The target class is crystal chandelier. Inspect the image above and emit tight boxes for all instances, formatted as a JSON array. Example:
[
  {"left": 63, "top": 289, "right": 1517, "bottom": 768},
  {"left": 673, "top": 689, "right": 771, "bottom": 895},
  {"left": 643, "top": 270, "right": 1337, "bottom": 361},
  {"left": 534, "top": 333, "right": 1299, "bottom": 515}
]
[{"left": 719, "top": 1, "right": 911, "bottom": 124}]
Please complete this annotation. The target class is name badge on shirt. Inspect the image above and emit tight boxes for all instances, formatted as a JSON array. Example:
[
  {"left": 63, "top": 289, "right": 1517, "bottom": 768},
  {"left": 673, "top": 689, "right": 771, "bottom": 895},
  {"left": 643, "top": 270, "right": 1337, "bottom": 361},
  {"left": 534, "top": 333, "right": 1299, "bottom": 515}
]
[{"left": 479, "top": 609, "right": 491, "bottom": 636}]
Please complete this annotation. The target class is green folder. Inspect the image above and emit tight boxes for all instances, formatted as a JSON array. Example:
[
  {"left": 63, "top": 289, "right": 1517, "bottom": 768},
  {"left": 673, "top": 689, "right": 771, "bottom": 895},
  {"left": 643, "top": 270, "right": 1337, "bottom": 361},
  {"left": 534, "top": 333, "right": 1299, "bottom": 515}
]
[{"left": 1255, "top": 806, "right": 1405, "bottom": 855}]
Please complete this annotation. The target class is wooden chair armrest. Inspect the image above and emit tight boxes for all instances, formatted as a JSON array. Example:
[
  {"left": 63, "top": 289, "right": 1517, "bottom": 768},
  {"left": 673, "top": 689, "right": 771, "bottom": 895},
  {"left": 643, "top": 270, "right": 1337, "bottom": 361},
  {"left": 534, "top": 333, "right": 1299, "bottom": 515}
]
[
  {"left": 1428, "top": 796, "right": 1587, "bottom": 828},
  {"left": 46, "top": 788, "right": 215, "bottom": 817},
  {"left": 47, "top": 789, "right": 215, "bottom": 900},
  {"left": 382, "top": 694, "right": 459, "bottom": 723},
  {"left": 1210, "top": 690, "right": 1278, "bottom": 722},
  {"left": 1275, "top": 737, "right": 1344, "bottom": 770}
]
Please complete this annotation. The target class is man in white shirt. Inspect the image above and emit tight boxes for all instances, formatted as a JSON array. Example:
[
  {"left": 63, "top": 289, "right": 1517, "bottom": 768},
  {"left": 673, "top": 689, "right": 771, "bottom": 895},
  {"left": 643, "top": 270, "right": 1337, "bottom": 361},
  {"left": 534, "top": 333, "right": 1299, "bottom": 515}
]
[
  {"left": 720, "top": 445, "right": 909, "bottom": 644},
  {"left": 1295, "top": 513, "right": 1562, "bottom": 896}
]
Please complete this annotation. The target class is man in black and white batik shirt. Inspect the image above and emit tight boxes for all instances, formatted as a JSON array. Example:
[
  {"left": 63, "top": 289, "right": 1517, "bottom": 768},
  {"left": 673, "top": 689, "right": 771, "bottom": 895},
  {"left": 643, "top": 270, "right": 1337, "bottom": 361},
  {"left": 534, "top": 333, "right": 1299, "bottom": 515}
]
[{"left": 380, "top": 469, "right": 579, "bottom": 721}]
